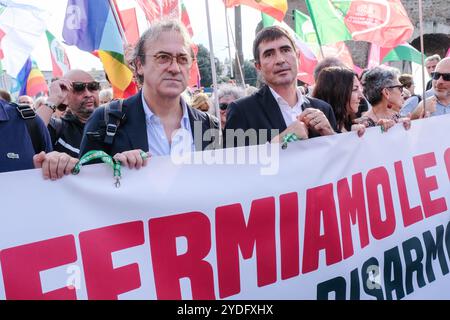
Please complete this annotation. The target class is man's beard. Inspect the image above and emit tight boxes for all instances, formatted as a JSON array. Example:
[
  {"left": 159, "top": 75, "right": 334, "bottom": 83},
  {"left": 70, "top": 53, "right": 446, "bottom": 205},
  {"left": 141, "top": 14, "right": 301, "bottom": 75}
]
[{"left": 76, "top": 101, "right": 97, "bottom": 119}]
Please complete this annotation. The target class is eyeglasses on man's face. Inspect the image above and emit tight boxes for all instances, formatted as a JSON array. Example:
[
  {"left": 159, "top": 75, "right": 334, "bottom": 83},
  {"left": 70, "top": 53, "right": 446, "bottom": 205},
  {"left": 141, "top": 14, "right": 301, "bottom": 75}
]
[
  {"left": 431, "top": 72, "right": 450, "bottom": 81},
  {"left": 143, "top": 52, "right": 193, "bottom": 66},
  {"left": 72, "top": 81, "right": 100, "bottom": 93}
]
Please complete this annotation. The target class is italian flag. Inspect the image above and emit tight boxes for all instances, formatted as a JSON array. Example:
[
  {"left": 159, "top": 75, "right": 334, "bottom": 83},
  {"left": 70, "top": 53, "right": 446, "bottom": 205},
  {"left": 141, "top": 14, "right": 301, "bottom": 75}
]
[
  {"left": 46, "top": 30, "right": 71, "bottom": 78},
  {"left": 381, "top": 43, "right": 425, "bottom": 65}
]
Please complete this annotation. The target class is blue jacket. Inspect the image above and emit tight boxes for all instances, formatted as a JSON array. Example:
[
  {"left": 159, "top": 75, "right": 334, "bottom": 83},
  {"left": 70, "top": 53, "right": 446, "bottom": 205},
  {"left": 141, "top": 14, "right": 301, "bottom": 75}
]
[{"left": 0, "top": 100, "right": 52, "bottom": 173}]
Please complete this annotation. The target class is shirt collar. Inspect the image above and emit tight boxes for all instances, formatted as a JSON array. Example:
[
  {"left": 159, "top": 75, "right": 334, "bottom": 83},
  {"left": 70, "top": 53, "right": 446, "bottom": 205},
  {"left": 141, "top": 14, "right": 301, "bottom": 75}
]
[
  {"left": 141, "top": 94, "right": 190, "bottom": 128},
  {"left": 269, "top": 86, "right": 305, "bottom": 108}
]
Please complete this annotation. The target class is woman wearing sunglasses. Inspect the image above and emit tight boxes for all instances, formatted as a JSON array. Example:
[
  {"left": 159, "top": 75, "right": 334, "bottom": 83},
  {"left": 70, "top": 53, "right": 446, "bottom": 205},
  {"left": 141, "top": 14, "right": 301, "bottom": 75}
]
[
  {"left": 411, "top": 57, "right": 450, "bottom": 120},
  {"left": 358, "top": 66, "right": 411, "bottom": 132}
]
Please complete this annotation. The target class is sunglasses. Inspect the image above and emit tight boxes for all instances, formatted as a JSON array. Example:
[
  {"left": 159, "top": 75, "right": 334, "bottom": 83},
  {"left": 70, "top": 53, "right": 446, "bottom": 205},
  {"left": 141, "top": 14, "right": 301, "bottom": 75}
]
[
  {"left": 57, "top": 103, "right": 68, "bottom": 112},
  {"left": 219, "top": 103, "right": 229, "bottom": 111},
  {"left": 72, "top": 81, "right": 100, "bottom": 93},
  {"left": 431, "top": 72, "right": 450, "bottom": 81},
  {"left": 386, "top": 85, "right": 404, "bottom": 93}
]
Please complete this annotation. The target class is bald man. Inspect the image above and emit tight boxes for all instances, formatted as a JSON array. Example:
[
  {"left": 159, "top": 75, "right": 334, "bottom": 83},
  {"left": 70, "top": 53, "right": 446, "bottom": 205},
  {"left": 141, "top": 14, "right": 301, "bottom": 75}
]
[
  {"left": 411, "top": 57, "right": 450, "bottom": 120},
  {"left": 37, "top": 69, "right": 100, "bottom": 158}
]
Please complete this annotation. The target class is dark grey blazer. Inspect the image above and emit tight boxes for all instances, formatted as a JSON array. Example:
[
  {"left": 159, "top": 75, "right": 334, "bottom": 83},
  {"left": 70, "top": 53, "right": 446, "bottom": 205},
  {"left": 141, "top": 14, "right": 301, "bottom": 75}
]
[{"left": 224, "top": 85, "right": 338, "bottom": 147}]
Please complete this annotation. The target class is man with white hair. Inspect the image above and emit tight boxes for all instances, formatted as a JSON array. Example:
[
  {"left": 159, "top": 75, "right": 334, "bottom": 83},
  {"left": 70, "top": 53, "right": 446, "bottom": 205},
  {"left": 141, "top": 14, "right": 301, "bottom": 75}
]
[
  {"left": 425, "top": 54, "right": 441, "bottom": 91},
  {"left": 411, "top": 57, "right": 450, "bottom": 119},
  {"left": 80, "top": 19, "right": 218, "bottom": 168}
]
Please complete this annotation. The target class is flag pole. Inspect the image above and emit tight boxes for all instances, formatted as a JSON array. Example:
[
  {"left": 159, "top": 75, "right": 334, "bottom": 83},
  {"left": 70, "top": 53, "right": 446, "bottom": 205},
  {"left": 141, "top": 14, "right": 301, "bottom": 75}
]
[
  {"left": 224, "top": 6, "right": 234, "bottom": 79},
  {"left": 205, "top": 0, "right": 221, "bottom": 130},
  {"left": 108, "top": 0, "right": 129, "bottom": 46},
  {"left": 418, "top": 0, "right": 427, "bottom": 117},
  {"left": 304, "top": 3, "right": 325, "bottom": 59}
]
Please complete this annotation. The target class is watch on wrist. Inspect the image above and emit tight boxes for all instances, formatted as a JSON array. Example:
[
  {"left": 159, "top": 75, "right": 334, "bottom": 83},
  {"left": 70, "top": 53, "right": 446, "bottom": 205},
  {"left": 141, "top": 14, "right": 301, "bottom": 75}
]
[{"left": 45, "top": 102, "right": 57, "bottom": 112}]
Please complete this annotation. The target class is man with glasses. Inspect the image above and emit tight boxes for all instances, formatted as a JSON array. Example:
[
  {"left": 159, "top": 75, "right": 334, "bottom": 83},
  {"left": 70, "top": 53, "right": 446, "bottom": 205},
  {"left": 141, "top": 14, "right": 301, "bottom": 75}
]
[
  {"left": 37, "top": 69, "right": 100, "bottom": 158},
  {"left": 412, "top": 57, "right": 450, "bottom": 119},
  {"left": 80, "top": 19, "right": 218, "bottom": 168}
]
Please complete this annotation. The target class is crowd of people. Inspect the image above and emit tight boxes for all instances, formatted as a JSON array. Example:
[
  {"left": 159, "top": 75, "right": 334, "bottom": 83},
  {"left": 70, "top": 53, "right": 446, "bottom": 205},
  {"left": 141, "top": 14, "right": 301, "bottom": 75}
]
[{"left": 0, "top": 20, "right": 449, "bottom": 180}]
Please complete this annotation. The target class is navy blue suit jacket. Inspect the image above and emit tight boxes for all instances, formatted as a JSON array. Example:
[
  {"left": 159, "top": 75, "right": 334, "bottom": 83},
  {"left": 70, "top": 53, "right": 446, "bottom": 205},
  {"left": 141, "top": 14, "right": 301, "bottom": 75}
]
[
  {"left": 224, "top": 85, "right": 338, "bottom": 147},
  {"left": 80, "top": 91, "right": 218, "bottom": 157}
]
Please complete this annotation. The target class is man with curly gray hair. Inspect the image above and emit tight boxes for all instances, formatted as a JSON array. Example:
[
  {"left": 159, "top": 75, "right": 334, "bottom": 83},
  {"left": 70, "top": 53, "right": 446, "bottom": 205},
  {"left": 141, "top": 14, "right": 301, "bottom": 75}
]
[{"left": 216, "top": 84, "right": 245, "bottom": 128}]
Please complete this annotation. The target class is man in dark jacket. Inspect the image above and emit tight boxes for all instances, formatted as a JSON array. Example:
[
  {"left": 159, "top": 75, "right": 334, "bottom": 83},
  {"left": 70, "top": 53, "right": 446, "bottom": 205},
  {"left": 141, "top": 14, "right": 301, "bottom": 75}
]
[
  {"left": 80, "top": 19, "right": 218, "bottom": 169},
  {"left": 225, "top": 26, "right": 337, "bottom": 147}
]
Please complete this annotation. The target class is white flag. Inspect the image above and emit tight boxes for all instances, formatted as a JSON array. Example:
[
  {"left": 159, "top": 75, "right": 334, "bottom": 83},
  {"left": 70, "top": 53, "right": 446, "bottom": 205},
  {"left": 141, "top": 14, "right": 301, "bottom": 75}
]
[{"left": 0, "top": 0, "right": 49, "bottom": 78}]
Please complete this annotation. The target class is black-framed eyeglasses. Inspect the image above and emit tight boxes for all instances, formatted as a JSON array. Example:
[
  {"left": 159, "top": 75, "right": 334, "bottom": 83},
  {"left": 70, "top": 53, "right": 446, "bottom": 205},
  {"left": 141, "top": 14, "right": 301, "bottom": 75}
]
[
  {"left": 431, "top": 72, "right": 450, "bottom": 81},
  {"left": 146, "top": 52, "right": 193, "bottom": 66},
  {"left": 219, "top": 103, "right": 229, "bottom": 111},
  {"left": 72, "top": 81, "right": 100, "bottom": 93},
  {"left": 386, "top": 85, "right": 404, "bottom": 93}
]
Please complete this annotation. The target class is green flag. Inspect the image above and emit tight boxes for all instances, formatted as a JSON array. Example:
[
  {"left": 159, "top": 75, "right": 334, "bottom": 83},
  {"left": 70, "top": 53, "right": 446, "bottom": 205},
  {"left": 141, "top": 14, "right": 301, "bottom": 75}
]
[
  {"left": 261, "top": 13, "right": 275, "bottom": 28},
  {"left": 382, "top": 44, "right": 425, "bottom": 65},
  {"left": 305, "top": 0, "right": 351, "bottom": 45},
  {"left": 293, "top": 10, "right": 319, "bottom": 45}
]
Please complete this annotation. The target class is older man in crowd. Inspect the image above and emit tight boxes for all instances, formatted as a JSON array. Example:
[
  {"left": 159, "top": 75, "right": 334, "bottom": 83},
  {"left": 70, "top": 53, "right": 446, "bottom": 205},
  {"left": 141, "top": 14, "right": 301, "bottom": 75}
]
[
  {"left": 411, "top": 57, "right": 450, "bottom": 120},
  {"left": 80, "top": 19, "right": 218, "bottom": 168}
]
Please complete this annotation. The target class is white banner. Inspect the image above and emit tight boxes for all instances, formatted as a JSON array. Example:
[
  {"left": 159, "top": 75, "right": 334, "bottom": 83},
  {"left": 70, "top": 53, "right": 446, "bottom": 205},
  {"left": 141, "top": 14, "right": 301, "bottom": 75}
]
[{"left": 1, "top": 115, "right": 450, "bottom": 300}]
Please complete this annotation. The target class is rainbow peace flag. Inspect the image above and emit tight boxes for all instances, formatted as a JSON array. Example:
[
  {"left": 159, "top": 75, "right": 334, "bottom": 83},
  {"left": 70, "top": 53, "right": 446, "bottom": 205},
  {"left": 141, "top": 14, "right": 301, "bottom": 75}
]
[
  {"left": 17, "top": 57, "right": 48, "bottom": 97},
  {"left": 224, "top": 0, "right": 287, "bottom": 22},
  {"left": 62, "top": 0, "right": 136, "bottom": 98}
]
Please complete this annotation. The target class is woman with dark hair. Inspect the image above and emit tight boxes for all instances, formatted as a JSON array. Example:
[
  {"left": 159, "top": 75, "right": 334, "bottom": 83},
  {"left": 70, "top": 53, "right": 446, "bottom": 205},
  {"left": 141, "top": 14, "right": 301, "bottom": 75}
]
[
  {"left": 359, "top": 66, "right": 411, "bottom": 131},
  {"left": 312, "top": 66, "right": 365, "bottom": 135}
]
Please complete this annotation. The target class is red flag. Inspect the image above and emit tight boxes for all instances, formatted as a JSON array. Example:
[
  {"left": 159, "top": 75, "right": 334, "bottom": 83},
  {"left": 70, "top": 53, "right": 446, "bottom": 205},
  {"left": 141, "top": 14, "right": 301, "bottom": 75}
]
[
  {"left": 181, "top": 1, "right": 193, "bottom": 37},
  {"left": 0, "top": 28, "right": 5, "bottom": 60},
  {"left": 120, "top": 8, "right": 140, "bottom": 45},
  {"left": 136, "top": 0, "right": 162, "bottom": 22},
  {"left": 294, "top": 39, "right": 318, "bottom": 85},
  {"left": 342, "top": 0, "right": 413, "bottom": 48},
  {"left": 322, "top": 42, "right": 354, "bottom": 70},
  {"left": 136, "top": 0, "right": 179, "bottom": 22},
  {"left": 189, "top": 44, "right": 201, "bottom": 88},
  {"left": 162, "top": 0, "right": 179, "bottom": 18}
]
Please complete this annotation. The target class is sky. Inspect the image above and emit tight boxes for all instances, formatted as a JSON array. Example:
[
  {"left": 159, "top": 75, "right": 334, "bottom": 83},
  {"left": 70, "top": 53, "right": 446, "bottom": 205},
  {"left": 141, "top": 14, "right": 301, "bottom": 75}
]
[{"left": 25, "top": 0, "right": 262, "bottom": 72}]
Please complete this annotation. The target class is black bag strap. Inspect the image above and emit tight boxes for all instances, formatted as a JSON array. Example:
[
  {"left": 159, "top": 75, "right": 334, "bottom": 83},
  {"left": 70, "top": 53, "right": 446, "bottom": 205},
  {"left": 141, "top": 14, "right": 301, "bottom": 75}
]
[
  {"left": 15, "top": 103, "right": 46, "bottom": 154},
  {"left": 103, "top": 99, "right": 125, "bottom": 145}
]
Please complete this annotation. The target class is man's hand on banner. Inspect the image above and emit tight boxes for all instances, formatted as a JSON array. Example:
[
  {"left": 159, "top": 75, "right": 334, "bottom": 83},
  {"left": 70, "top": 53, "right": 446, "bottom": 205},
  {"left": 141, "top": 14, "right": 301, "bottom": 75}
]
[
  {"left": 33, "top": 151, "right": 79, "bottom": 180},
  {"left": 299, "top": 109, "right": 335, "bottom": 136},
  {"left": 113, "top": 149, "right": 150, "bottom": 170}
]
